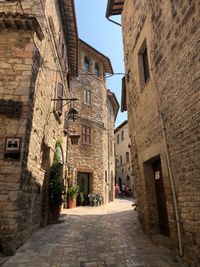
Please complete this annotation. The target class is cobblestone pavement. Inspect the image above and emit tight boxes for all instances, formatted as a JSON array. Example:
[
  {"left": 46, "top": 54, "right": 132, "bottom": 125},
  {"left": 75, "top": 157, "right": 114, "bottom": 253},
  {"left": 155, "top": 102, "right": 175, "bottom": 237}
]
[{"left": 2, "top": 199, "right": 185, "bottom": 267}]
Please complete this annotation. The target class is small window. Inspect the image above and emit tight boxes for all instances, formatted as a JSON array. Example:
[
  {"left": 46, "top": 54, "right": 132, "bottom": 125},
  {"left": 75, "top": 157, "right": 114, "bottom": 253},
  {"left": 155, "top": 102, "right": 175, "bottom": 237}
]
[
  {"left": 94, "top": 63, "right": 100, "bottom": 76},
  {"left": 56, "top": 83, "right": 63, "bottom": 115},
  {"left": 105, "top": 170, "right": 108, "bottom": 183},
  {"left": 84, "top": 89, "right": 91, "bottom": 105},
  {"left": 117, "top": 134, "right": 119, "bottom": 144},
  {"left": 121, "top": 130, "right": 124, "bottom": 141},
  {"left": 138, "top": 40, "right": 150, "bottom": 88},
  {"left": 82, "top": 126, "right": 91, "bottom": 144},
  {"left": 126, "top": 152, "right": 129, "bottom": 162},
  {"left": 84, "top": 57, "right": 90, "bottom": 71},
  {"left": 109, "top": 139, "right": 112, "bottom": 154},
  {"left": 142, "top": 47, "right": 150, "bottom": 82},
  {"left": 58, "top": 30, "right": 68, "bottom": 72},
  {"left": 120, "top": 155, "right": 122, "bottom": 165}
]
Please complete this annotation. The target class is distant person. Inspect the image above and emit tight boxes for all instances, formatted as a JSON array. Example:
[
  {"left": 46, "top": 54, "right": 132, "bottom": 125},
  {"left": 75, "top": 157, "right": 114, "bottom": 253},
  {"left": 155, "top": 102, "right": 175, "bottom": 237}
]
[{"left": 122, "top": 183, "right": 126, "bottom": 193}]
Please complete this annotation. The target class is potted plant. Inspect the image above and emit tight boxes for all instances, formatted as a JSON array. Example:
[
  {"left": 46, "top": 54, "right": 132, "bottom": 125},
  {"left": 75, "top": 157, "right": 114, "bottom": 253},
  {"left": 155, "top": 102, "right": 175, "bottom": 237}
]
[
  {"left": 67, "top": 185, "right": 79, "bottom": 208},
  {"left": 49, "top": 142, "right": 65, "bottom": 221}
]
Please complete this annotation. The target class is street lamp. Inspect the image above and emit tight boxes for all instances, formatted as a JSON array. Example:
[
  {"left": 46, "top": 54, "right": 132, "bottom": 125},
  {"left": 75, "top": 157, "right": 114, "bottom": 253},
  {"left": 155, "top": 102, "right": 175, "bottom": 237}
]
[
  {"left": 68, "top": 107, "right": 78, "bottom": 121},
  {"left": 51, "top": 97, "right": 80, "bottom": 144}
]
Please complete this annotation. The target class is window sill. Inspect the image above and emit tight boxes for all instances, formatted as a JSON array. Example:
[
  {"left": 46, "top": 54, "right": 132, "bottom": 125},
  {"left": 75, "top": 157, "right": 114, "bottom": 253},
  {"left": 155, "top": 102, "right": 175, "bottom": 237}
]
[
  {"left": 83, "top": 103, "right": 92, "bottom": 107},
  {"left": 81, "top": 143, "right": 92, "bottom": 146}
]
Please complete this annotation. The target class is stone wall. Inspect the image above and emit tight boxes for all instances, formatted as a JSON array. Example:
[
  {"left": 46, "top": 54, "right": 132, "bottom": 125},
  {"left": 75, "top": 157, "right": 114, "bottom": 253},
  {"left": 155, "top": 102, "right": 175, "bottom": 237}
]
[
  {"left": 122, "top": 0, "right": 200, "bottom": 265},
  {"left": 0, "top": 30, "right": 34, "bottom": 255},
  {"left": 0, "top": 0, "right": 70, "bottom": 255},
  {"left": 68, "top": 44, "right": 116, "bottom": 203},
  {"left": 115, "top": 122, "right": 134, "bottom": 195}
]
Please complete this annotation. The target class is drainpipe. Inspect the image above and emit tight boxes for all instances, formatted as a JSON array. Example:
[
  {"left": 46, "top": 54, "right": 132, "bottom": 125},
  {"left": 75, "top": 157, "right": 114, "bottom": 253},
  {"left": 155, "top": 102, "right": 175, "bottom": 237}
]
[
  {"left": 106, "top": 16, "right": 122, "bottom": 27},
  {"left": 160, "top": 112, "right": 183, "bottom": 257}
]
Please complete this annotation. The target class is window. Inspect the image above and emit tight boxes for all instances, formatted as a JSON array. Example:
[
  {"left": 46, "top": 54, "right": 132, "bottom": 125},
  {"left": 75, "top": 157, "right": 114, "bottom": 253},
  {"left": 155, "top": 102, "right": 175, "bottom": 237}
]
[
  {"left": 121, "top": 130, "right": 124, "bottom": 141},
  {"left": 117, "top": 134, "right": 119, "bottom": 144},
  {"left": 84, "top": 56, "right": 90, "bottom": 71},
  {"left": 142, "top": 47, "right": 150, "bottom": 82},
  {"left": 105, "top": 170, "right": 107, "bottom": 183},
  {"left": 94, "top": 63, "right": 100, "bottom": 76},
  {"left": 84, "top": 89, "right": 91, "bottom": 105},
  {"left": 126, "top": 152, "right": 129, "bottom": 162},
  {"left": 82, "top": 126, "right": 91, "bottom": 144},
  {"left": 56, "top": 83, "right": 63, "bottom": 115},
  {"left": 58, "top": 29, "right": 67, "bottom": 71},
  {"left": 138, "top": 40, "right": 150, "bottom": 87},
  {"left": 109, "top": 139, "right": 112, "bottom": 154},
  {"left": 120, "top": 155, "right": 122, "bottom": 165}
]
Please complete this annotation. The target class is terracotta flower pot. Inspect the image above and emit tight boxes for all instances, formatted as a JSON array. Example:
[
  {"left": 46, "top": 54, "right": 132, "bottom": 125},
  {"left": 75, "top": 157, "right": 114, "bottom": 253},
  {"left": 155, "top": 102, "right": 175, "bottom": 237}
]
[
  {"left": 68, "top": 198, "right": 76, "bottom": 209},
  {"left": 50, "top": 205, "right": 61, "bottom": 221}
]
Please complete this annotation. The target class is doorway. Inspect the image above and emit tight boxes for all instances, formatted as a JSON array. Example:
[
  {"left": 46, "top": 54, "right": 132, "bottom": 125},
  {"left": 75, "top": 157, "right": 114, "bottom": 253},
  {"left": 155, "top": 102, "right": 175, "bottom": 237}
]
[
  {"left": 118, "top": 177, "right": 122, "bottom": 192},
  {"left": 77, "top": 172, "right": 90, "bottom": 205},
  {"left": 153, "top": 159, "right": 170, "bottom": 236}
]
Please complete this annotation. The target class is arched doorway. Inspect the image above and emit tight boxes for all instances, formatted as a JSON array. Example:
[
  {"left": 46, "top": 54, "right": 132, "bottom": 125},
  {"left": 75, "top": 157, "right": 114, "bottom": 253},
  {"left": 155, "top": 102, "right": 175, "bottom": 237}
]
[
  {"left": 118, "top": 177, "right": 122, "bottom": 192},
  {"left": 126, "top": 175, "right": 130, "bottom": 188}
]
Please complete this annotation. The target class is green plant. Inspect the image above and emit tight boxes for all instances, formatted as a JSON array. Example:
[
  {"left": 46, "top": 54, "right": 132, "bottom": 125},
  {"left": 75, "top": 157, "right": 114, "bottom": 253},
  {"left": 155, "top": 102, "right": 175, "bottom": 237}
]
[
  {"left": 49, "top": 141, "right": 65, "bottom": 207},
  {"left": 77, "top": 192, "right": 84, "bottom": 205},
  {"left": 68, "top": 185, "right": 79, "bottom": 200}
]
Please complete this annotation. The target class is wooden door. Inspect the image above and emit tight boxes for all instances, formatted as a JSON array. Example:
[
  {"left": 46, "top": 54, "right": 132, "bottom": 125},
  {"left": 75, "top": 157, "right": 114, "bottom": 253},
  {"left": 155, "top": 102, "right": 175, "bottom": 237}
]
[
  {"left": 153, "top": 159, "right": 170, "bottom": 236},
  {"left": 77, "top": 173, "right": 90, "bottom": 195}
]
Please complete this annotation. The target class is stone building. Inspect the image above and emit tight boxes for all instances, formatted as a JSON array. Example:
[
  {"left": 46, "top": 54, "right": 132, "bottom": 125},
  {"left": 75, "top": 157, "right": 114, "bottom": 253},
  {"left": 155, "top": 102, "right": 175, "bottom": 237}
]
[
  {"left": 0, "top": 0, "right": 78, "bottom": 255},
  {"left": 68, "top": 39, "right": 119, "bottom": 204},
  {"left": 106, "top": 0, "right": 200, "bottom": 265},
  {"left": 114, "top": 120, "right": 134, "bottom": 195}
]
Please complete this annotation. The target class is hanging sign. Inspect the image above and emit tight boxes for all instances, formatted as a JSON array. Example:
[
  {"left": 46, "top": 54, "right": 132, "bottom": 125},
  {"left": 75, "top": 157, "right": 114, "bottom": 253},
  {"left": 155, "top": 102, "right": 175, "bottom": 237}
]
[
  {"left": 0, "top": 99, "right": 22, "bottom": 116},
  {"left": 155, "top": 171, "right": 160, "bottom": 180}
]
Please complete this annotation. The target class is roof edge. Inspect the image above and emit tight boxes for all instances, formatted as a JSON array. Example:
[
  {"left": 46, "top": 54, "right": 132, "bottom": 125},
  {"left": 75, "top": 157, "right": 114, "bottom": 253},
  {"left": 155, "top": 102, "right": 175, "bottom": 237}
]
[
  {"left": 79, "top": 39, "right": 113, "bottom": 74},
  {"left": 108, "top": 90, "right": 119, "bottom": 121},
  {"left": 114, "top": 119, "right": 128, "bottom": 133}
]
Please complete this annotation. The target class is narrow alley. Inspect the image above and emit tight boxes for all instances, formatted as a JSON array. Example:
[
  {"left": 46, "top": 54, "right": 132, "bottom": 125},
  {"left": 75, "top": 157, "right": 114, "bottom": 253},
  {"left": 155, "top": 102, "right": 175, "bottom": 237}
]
[{"left": 2, "top": 199, "right": 185, "bottom": 267}]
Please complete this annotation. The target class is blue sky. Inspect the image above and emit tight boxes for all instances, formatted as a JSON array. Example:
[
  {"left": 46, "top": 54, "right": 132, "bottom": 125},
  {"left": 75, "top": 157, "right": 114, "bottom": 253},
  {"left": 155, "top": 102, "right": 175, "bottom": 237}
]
[{"left": 74, "top": 0, "right": 127, "bottom": 127}]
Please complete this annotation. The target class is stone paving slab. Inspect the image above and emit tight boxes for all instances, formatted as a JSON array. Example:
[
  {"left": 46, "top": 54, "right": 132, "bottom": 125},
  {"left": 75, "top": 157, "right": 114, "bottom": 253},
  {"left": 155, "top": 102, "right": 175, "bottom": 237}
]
[{"left": 2, "top": 199, "right": 185, "bottom": 267}]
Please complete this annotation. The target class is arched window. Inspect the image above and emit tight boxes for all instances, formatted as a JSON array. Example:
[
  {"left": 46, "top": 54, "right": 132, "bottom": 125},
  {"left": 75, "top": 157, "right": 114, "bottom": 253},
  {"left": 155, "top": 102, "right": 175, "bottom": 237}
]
[
  {"left": 84, "top": 56, "right": 90, "bottom": 71},
  {"left": 94, "top": 63, "right": 100, "bottom": 76},
  {"left": 126, "top": 151, "right": 129, "bottom": 162},
  {"left": 117, "top": 134, "right": 119, "bottom": 144}
]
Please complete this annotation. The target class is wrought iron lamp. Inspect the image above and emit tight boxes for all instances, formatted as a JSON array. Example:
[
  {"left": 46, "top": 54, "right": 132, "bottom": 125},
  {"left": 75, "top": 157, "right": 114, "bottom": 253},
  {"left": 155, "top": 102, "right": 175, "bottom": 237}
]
[
  {"left": 68, "top": 107, "right": 78, "bottom": 122},
  {"left": 51, "top": 97, "right": 80, "bottom": 144}
]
